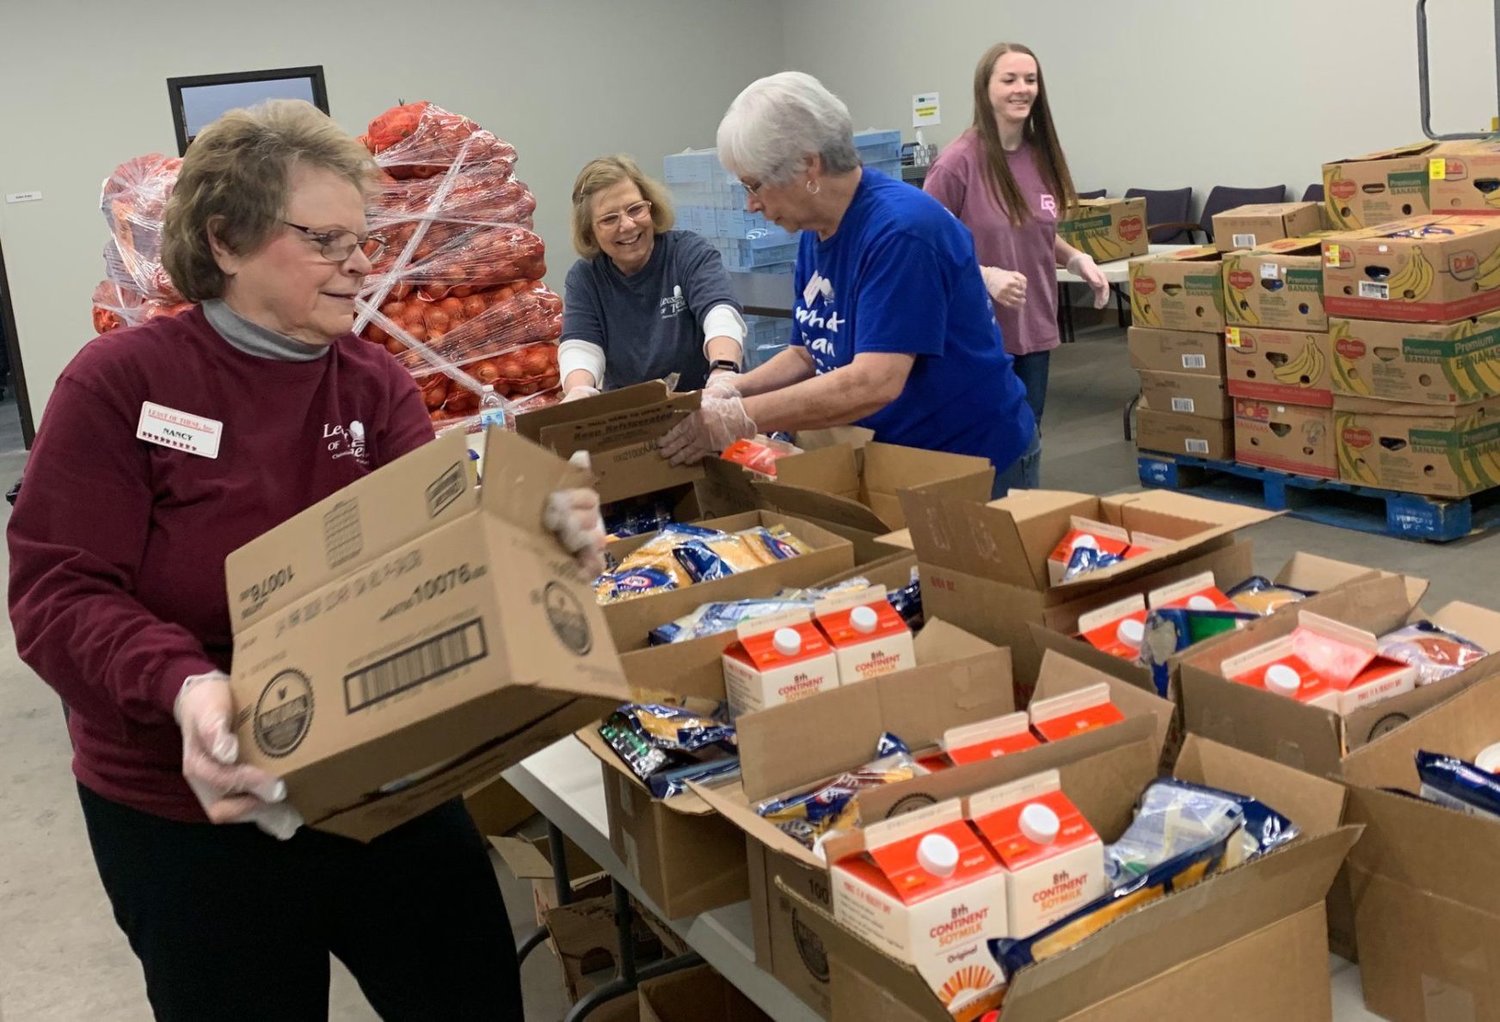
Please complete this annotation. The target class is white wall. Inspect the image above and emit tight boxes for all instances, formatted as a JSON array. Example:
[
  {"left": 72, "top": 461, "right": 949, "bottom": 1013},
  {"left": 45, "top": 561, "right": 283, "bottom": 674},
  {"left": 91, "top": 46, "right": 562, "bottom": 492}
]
[
  {"left": 785, "top": 0, "right": 1497, "bottom": 206},
  {"left": 0, "top": 0, "right": 782, "bottom": 430}
]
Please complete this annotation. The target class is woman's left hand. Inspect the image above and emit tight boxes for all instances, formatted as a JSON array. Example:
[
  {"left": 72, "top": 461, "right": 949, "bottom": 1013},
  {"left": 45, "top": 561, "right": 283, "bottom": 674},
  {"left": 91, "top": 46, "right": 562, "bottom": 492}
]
[
  {"left": 658, "top": 393, "right": 756, "bottom": 466},
  {"left": 544, "top": 452, "right": 607, "bottom": 577},
  {"left": 1067, "top": 253, "right": 1111, "bottom": 309}
]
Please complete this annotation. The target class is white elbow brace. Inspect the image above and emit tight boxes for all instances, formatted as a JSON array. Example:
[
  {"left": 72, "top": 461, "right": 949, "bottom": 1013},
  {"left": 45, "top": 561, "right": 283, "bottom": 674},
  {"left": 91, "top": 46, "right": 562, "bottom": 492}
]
[
  {"left": 557, "top": 339, "right": 606, "bottom": 387},
  {"left": 701, "top": 303, "right": 746, "bottom": 358}
]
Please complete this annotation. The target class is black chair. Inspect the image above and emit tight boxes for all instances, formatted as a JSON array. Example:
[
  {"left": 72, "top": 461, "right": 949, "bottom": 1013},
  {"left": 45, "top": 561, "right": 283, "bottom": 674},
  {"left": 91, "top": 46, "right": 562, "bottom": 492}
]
[
  {"left": 1124, "top": 186, "right": 1194, "bottom": 244},
  {"left": 1196, "top": 185, "right": 1287, "bottom": 243},
  {"left": 1076, "top": 188, "right": 1106, "bottom": 201},
  {"left": 1301, "top": 183, "right": 1324, "bottom": 204}
]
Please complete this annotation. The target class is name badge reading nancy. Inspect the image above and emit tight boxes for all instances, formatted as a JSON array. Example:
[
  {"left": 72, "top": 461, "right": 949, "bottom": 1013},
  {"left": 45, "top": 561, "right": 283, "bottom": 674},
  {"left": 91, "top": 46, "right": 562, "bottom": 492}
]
[{"left": 136, "top": 401, "right": 223, "bottom": 459}]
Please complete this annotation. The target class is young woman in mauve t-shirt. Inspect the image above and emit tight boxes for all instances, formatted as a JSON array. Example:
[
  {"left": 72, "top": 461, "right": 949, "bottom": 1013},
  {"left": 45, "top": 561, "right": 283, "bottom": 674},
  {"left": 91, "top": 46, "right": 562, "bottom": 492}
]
[{"left": 925, "top": 41, "right": 1110, "bottom": 437}]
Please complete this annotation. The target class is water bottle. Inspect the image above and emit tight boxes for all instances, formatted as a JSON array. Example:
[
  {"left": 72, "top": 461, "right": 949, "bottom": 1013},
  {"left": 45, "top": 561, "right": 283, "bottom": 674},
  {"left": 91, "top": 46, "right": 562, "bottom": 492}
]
[{"left": 479, "top": 384, "right": 507, "bottom": 431}]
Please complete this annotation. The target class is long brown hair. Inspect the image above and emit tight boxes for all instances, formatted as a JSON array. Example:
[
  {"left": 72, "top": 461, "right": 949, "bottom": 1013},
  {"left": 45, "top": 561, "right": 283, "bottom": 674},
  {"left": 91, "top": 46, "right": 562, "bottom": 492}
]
[{"left": 970, "top": 42, "right": 1078, "bottom": 227}]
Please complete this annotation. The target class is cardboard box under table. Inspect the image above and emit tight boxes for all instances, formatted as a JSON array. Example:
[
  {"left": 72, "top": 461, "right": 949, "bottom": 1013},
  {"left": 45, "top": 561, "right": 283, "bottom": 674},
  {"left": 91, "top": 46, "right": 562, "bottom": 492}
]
[
  {"left": 224, "top": 428, "right": 630, "bottom": 841},
  {"left": 789, "top": 733, "right": 1358, "bottom": 1022},
  {"left": 898, "top": 487, "right": 1274, "bottom": 696},
  {"left": 1340, "top": 671, "right": 1500, "bottom": 1022},
  {"left": 638, "top": 963, "right": 773, "bottom": 1022}
]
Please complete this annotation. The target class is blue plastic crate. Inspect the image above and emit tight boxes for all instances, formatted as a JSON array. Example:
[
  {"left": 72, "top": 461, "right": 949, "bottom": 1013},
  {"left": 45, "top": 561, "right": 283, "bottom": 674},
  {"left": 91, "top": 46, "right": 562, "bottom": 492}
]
[
  {"left": 674, "top": 204, "right": 716, "bottom": 236},
  {"left": 714, "top": 210, "right": 795, "bottom": 244},
  {"left": 744, "top": 314, "right": 791, "bottom": 369},
  {"left": 855, "top": 129, "right": 902, "bottom": 165},
  {"left": 663, "top": 148, "right": 723, "bottom": 185},
  {"left": 866, "top": 157, "right": 902, "bottom": 181},
  {"left": 717, "top": 236, "right": 799, "bottom": 271}
]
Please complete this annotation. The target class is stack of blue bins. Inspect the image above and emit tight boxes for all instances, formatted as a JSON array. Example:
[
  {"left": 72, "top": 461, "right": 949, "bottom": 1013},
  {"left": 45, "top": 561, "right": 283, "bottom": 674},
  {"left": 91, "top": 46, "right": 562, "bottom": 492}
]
[{"left": 665, "top": 130, "right": 902, "bottom": 369}]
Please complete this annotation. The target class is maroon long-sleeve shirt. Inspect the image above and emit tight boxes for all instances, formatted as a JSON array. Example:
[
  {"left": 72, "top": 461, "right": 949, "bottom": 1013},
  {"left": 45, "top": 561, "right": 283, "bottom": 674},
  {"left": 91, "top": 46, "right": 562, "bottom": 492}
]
[{"left": 8, "top": 307, "right": 435, "bottom": 820}]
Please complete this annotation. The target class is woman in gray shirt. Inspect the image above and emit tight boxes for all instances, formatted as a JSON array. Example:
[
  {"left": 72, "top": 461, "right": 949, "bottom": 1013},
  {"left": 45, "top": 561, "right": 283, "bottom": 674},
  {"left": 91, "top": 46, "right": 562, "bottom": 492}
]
[{"left": 560, "top": 155, "right": 745, "bottom": 398}]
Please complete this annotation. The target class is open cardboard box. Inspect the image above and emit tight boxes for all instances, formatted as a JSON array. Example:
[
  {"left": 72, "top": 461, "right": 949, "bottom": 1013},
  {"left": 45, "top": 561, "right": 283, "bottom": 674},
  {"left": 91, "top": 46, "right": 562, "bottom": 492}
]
[
  {"left": 224, "top": 428, "right": 629, "bottom": 841},
  {"left": 602, "top": 510, "right": 855, "bottom": 701},
  {"left": 899, "top": 487, "right": 1275, "bottom": 694},
  {"left": 1340, "top": 671, "right": 1500, "bottom": 1022},
  {"left": 785, "top": 733, "right": 1358, "bottom": 1022},
  {"left": 514, "top": 380, "right": 702, "bottom": 503},
  {"left": 638, "top": 963, "right": 773, "bottom": 1022},
  {"left": 491, "top": 833, "right": 609, "bottom": 926},
  {"left": 1322, "top": 141, "right": 1448, "bottom": 231}
]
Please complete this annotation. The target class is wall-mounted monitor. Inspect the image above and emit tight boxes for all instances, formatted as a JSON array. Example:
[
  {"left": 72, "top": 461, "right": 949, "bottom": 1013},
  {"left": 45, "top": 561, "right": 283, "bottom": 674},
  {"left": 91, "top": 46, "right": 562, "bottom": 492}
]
[{"left": 167, "top": 66, "right": 329, "bottom": 156}]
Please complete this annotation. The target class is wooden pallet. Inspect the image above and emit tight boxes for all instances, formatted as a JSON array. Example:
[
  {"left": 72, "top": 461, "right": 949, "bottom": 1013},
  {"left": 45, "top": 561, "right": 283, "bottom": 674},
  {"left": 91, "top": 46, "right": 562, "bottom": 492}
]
[{"left": 1137, "top": 452, "right": 1500, "bottom": 542}]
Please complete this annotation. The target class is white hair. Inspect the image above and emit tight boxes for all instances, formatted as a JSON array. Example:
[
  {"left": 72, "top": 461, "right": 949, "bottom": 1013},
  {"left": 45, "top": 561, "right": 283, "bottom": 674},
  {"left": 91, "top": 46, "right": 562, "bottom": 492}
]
[{"left": 716, "top": 71, "right": 860, "bottom": 186}]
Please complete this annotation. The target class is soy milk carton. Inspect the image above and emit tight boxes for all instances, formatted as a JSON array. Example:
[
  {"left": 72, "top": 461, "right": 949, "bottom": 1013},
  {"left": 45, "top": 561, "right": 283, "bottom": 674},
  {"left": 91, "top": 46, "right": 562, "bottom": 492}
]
[
  {"left": 814, "top": 585, "right": 916, "bottom": 685},
  {"left": 722, "top": 612, "right": 839, "bottom": 717}
]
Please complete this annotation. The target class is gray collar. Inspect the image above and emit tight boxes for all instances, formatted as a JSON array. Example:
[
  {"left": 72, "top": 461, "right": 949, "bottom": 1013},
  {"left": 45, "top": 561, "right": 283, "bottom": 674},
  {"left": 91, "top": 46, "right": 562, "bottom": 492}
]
[{"left": 203, "top": 299, "right": 332, "bottom": 362}]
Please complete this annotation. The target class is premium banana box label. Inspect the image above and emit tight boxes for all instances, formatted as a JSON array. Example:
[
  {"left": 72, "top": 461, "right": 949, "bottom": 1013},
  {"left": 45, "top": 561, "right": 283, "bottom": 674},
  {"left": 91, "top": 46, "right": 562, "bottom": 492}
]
[
  {"left": 1322, "top": 216, "right": 1500, "bottom": 323},
  {"left": 1129, "top": 247, "right": 1226, "bottom": 331},
  {"left": 1328, "top": 314, "right": 1500, "bottom": 403},
  {"left": 1222, "top": 241, "right": 1327, "bottom": 331},
  {"left": 1428, "top": 141, "right": 1500, "bottom": 214},
  {"left": 1335, "top": 401, "right": 1500, "bottom": 497},
  {"left": 1224, "top": 327, "right": 1332, "bottom": 406},
  {"left": 1058, "top": 197, "right": 1148, "bottom": 264},
  {"left": 1233, "top": 399, "right": 1337, "bottom": 479},
  {"left": 1323, "top": 142, "right": 1439, "bottom": 231}
]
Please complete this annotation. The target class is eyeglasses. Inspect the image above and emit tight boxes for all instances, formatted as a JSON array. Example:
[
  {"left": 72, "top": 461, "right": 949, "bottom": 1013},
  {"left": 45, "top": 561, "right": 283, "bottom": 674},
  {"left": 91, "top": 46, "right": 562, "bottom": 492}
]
[
  {"left": 592, "top": 200, "right": 653, "bottom": 232},
  {"left": 741, "top": 179, "right": 765, "bottom": 196},
  {"left": 282, "top": 221, "right": 388, "bottom": 263}
]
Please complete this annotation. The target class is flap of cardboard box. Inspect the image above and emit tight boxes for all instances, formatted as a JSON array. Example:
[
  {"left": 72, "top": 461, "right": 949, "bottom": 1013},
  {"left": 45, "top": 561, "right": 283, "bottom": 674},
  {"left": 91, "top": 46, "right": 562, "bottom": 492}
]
[
  {"left": 1328, "top": 141, "right": 1436, "bottom": 164},
  {"left": 478, "top": 426, "right": 594, "bottom": 528},
  {"left": 1031, "top": 649, "right": 1176, "bottom": 753},
  {"left": 751, "top": 480, "right": 892, "bottom": 535},
  {"left": 574, "top": 725, "right": 717, "bottom": 817},
  {"left": 1428, "top": 600, "right": 1500, "bottom": 650},
  {"left": 225, "top": 429, "right": 475, "bottom": 632},
  {"left": 1174, "top": 734, "right": 1347, "bottom": 834},
  {"left": 1275, "top": 550, "right": 1430, "bottom": 608},
  {"left": 1342, "top": 665, "right": 1500, "bottom": 792},
  {"left": 771, "top": 443, "right": 863, "bottom": 500},
  {"left": 490, "top": 835, "right": 555, "bottom": 880}
]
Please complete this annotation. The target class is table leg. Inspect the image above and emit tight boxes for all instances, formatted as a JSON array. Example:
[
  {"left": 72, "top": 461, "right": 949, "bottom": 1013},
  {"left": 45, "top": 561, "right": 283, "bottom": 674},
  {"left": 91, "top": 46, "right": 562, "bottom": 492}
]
[
  {"left": 1124, "top": 393, "right": 1138, "bottom": 442},
  {"left": 1114, "top": 284, "right": 1128, "bottom": 328},
  {"left": 1057, "top": 283, "right": 1075, "bottom": 343},
  {"left": 516, "top": 820, "right": 574, "bottom": 964},
  {"left": 562, "top": 879, "right": 704, "bottom": 1021}
]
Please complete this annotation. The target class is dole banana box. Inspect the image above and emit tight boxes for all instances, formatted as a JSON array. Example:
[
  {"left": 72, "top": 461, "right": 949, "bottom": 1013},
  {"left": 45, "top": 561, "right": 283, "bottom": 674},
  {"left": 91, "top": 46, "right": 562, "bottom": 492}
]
[
  {"left": 813, "top": 585, "right": 915, "bottom": 685},
  {"left": 1326, "top": 312, "right": 1500, "bottom": 404},
  {"left": 722, "top": 612, "right": 839, "bottom": 717},
  {"left": 1128, "top": 246, "right": 1226, "bottom": 331},
  {"left": 1233, "top": 398, "right": 1337, "bottom": 478},
  {"left": 1322, "top": 142, "right": 1446, "bottom": 231},
  {"left": 830, "top": 800, "right": 1008, "bottom": 1021},
  {"left": 1224, "top": 326, "right": 1334, "bottom": 406},
  {"left": 1027, "top": 681, "right": 1126, "bottom": 743},
  {"left": 1322, "top": 215, "right": 1500, "bottom": 323},
  {"left": 1057, "top": 196, "right": 1148, "bottom": 264},
  {"left": 943, "top": 713, "right": 1041, "bottom": 766},
  {"left": 967, "top": 770, "right": 1107, "bottom": 939},
  {"left": 1427, "top": 139, "right": 1500, "bottom": 214},
  {"left": 1211, "top": 202, "right": 1324, "bottom": 253},
  {"left": 1222, "top": 237, "right": 1328, "bottom": 331},
  {"left": 1335, "top": 397, "right": 1500, "bottom": 497}
]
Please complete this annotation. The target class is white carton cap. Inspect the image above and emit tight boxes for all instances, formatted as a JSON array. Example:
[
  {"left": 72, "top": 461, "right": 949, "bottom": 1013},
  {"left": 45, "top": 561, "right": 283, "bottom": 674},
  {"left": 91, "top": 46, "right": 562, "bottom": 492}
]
[
  {"left": 773, "top": 628, "right": 803, "bottom": 657},
  {"left": 1265, "top": 663, "right": 1301, "bottom": 697},
  {"left": 1117, "top": 618, "right": 1145, "bottom": 649},
  {"left": 1187, "top": 595, "right": 1217, "bottom": 611},
  {"left": 1020, "top": 803, "right": 1060, "bottom": 845},
  {"left": 1070, "top": 533, "right": 1100, "bottom": 553},
  {"left": 917, "top": 833, "right": 959, "bottom": 878},
  {"left": 850, "top": 605, "right": 879, "bottom": 634},
  {"left": 1476, "top": 742, "right": 1500, "bottom": 773}
]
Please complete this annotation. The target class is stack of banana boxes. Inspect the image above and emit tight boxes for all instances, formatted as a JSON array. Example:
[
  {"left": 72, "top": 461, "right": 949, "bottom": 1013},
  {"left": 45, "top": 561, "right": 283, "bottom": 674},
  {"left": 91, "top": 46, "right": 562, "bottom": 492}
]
[{"left": 1317, "top": 143, "right": 1500, "bottom": 498}]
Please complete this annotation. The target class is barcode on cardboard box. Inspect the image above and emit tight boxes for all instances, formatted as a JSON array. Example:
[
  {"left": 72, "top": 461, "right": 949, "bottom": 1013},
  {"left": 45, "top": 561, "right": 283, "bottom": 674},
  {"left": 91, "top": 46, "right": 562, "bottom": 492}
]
[
  {"left": 344, "top": 618, "right": 488, "bottom": 712},
  {"left": 1359, "top": 281, "right": 1389, "bottom": 300},
  {"left": 1182, "top": 354, "right": 1207, "bottom": 370},
  {"left": 1232, "top": 233, "right": 1257, "bottom": 249},
  {"left": 1260, "top": 263, "right": 1280, "bottom": 280},
  {"left": 1171, "top": 397, "right": 1196, "bottom": 413},
  {"left": 1186, "top": 439, "right": 1210, "bottom": 454}
]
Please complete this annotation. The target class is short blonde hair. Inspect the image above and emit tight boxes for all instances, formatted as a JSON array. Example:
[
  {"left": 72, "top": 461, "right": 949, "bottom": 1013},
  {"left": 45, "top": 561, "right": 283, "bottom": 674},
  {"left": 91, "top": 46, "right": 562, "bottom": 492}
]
[
  {"left": 570, "top": 155, "right": 675, "bottom": 260},
  {"left": 162, "top": 99, "right": 377, "bottom": 301}
]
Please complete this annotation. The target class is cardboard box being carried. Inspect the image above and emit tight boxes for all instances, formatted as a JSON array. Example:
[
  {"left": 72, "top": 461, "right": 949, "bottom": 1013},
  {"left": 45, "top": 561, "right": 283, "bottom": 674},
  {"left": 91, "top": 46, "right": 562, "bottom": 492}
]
[
  {"left": 1322, "top": 216, "right": 1500, "bottom": 323},
  {"left": 224, "top": 428, "right": 629, "bottom": 841},
  {"left": 514, "top": 380, "right": 702, "bottom": 503},
  {"left": 1334, "top": 396, "right": 1500, "bottom": 497},
  {"left": 791, "top": 734, "right": 1357, "bottom": 1022},
  {"left": 1224, "top": 326, "right": 1334, "bottom": 406},
  {"left": 1323, "top": 141, "right": 1449, "bottom": 230},
  {"left": 899, "top": 488, "right": 1274, "bottom": 691},
  {"left": 1127, "top": 326, "right": 1226, "bottom": 378},
  {"left": 1137, "top": 370, "right": 1231, "bottom": 420},
  {"left": 1327, "top": 312, "right": 1500, "bottom": 404},
  {"left": 1341, "top": 671, "right": 1500, "bottom": 1022},
  {"left": 1135, "top": 407, "right": 1234, "bottom": 460},
  {"left": 1212, "top": 202, "right": 1323, "bottom": 253},
  {"left": 1056, "top": 196, "right": 1148, "bottom": 264},
  {"left": 1222, "top": 238, "right": 1328, "bottom": 331},
  {"left": 1233, "top": 396, "right": 1337, "bottom": 478},
  {"left": 1128, "top": 246, "right": 1227, "bottom": 331}
]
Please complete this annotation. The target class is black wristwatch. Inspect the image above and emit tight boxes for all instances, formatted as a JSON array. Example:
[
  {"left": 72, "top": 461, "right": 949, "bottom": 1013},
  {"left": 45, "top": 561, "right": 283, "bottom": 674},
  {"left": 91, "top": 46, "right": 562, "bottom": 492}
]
[{"left": 708, "top": 358, "right": 742, "bottom": 375}]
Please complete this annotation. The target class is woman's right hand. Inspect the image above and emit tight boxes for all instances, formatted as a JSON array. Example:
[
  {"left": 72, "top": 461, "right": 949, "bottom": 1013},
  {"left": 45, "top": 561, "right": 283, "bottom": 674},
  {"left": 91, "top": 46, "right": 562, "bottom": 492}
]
[
  {"left": 980, "top": 266, "right": 1028, "bottom": 309},
  {"left": 175, "top": 672, "right": 302, "bottom": 839}
]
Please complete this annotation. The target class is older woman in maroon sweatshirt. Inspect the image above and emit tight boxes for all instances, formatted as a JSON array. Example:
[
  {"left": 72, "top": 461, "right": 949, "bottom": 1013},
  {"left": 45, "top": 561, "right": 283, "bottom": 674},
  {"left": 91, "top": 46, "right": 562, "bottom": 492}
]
[{"left": 7, "top": 100, "right": 601, "bottom": 1021}]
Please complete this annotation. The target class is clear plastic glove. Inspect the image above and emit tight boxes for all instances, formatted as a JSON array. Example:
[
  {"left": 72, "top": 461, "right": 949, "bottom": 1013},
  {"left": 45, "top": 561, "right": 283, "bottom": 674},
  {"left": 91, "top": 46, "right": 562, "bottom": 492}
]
[
  {"left": 705, "top": 369, "right": 742, "bottom": 398},
  {"left": 562, "top": 385, "right": 601, "bottom": 403},
  {"left": 544, "top": 451, "right": 607, "bottom": 577},
  {"left": 1067, "top": 252, "right": 1111, "bottom": 309},
  {"left": 980, "top": 266, "right": 1028, "bottom": 309},
  {"left": 174, "top": 672, "right": 303, "bottom": 840},
  {"left": 658, "top": 393, "right": 757, "bottom": 466}
]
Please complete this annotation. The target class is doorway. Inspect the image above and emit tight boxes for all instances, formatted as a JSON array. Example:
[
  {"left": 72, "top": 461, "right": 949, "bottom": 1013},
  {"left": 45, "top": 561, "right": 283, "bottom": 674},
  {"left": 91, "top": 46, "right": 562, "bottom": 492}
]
[{"left": 0, "top": 233, "right": 34, "bottom": 450}]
